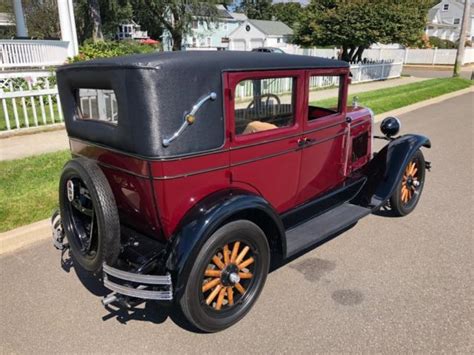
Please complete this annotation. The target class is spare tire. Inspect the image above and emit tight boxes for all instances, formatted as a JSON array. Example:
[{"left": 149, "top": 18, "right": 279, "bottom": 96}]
[{"left": 59, "top": 158, "right": 120, "bottom": 273}]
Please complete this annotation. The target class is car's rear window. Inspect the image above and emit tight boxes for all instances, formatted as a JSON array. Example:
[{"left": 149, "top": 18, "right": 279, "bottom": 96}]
[{"left": 76, "top": 88, "right": 118, "bottom": 125}]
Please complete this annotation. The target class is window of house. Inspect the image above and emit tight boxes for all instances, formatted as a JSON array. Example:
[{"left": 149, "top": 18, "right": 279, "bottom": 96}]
[
  {"left": 77, "top": 89, "right": 118, "bottom": 124},
  {"left": 234, "top": 77, "right": 295, "bottom": 135},
  {"left": 454, "top": 18, "right": 460, "bottom": 24},
  {"left": 192, "top": 20, "right": 198, "bottom": 29},
  {"left": 207, "top": 37, "right": 211, "bottom": 47},
  {"left": 443, "top": 4, "right": 449, "bottom": 10},
  {"left": 307, "top": 75, "right": 342, "bottom": 121},
  {"left": 192, "top": 37, "right": 197, "bottom": 47}
]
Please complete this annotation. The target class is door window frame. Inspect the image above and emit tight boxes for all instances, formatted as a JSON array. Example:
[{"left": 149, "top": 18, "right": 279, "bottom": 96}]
[
  {"left": 303, "top": 68, "right": 349, "bottom": 131},
  {"left": 225, "top": 70, "right": 305, "bottom": 147}
]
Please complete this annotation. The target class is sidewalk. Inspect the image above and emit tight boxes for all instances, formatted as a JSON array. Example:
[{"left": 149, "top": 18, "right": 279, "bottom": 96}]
[
  {"left": 0, "top": 76, "right": 428, "bottom": 162},
  {"left": 0, "top": 129, "right": 69, "bottom": 161}
]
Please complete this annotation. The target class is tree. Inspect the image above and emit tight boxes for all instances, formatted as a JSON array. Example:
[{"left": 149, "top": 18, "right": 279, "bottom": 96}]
[
  {"left": 23, "top": 0, "right": 60, "bottom": 39},
  {"left": 238, "top": 0, "right": 272, "bottom": 20},
  {"left": 135, "top": 0, "right": 218, "bottom": 51},
  {"left": 294, "top": 0, "right": 432, "bottom": 62},
  {"left": 270, "top": 2, "right": 303, "bottom": 29},
  {"left": 89, "top": 0, "right": 104, "bottom": 42}
]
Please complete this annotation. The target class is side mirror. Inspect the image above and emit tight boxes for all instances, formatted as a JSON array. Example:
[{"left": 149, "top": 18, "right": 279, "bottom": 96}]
[{"left": 380, "top": 116, "right": 401, "bottom": 138}]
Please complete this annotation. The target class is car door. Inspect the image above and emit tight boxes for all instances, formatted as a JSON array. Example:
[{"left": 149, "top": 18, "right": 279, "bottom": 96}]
[
  {"left": 295, "top": 69, "right": 350, "bottom": 206},
  {"left": 225, "top": 70, "right": 305, "bottom": 213}
]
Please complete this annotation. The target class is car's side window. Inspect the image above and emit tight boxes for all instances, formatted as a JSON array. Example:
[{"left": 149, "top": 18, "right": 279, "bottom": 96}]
[
  {"left": 76, "top": 88, "right": 118, "bottom": 125},
  {"left": 234, "top": 77, "right": 295, "bottom": 135},
  {"left": 308, "top": 75, "right": 342, "bottom": 121}
]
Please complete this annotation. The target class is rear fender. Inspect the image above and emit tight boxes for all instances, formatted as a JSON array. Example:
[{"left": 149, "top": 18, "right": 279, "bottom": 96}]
[
  {"left": 352, "top": 134, "right": 431, "bottom": 210},
  {"left": 165, "top": 190, "right": 284, "bottom": 301}
]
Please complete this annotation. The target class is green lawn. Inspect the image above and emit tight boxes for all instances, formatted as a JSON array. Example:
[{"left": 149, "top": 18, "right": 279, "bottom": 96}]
[
  {"left": 311, "top": 77, "right": 473, "bottom": 114},
  {"left": 0, "top": 150, "right": 70, "bottom": 232},
  {"left": 0, "top": 77, "right": 472, "bottom": 232}
]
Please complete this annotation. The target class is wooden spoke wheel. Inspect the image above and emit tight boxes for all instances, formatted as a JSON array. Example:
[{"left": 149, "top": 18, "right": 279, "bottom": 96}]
[
  {"left": 179, "top": 220, "right": 270, "bottom": 333},
  {"left": 201, "top": 241, "right": 255, "bottom": 311},
  {"left": 390, "top": 149, "right": 426, "bottom": 216}
]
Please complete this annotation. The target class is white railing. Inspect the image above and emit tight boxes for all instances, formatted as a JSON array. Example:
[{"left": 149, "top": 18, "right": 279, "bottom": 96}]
[
  {"left": 302, "top": 47, "right": 474, "bottom": 65},
  {"left": 0, "top": 71, "right": 62, "bottom": 131},
  {"left": 0, "top": 40, "right": 69, "bottom": 70}
]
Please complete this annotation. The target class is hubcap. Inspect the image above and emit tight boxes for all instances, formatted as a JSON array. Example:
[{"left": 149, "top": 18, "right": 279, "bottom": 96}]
[{"left": 201, "top": 241, "right": 255, "bottom": 311}]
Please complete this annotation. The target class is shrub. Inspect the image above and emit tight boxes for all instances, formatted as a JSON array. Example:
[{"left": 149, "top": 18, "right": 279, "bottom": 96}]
[
  {"left": 69, "top": 40, "right": 158, "bottom": 63},
  {"left": 428, "top": 36, "right": 457, "bottom": 49}
]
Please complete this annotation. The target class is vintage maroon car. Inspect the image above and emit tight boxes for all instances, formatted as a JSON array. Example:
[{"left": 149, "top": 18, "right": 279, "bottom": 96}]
[{"left": 52, "top": 51, "right": 430, "bottom": 332}]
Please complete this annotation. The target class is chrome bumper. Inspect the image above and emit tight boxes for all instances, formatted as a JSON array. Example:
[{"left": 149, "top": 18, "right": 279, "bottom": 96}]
[{"left": 102, "top": 263, "right": 173, "bottom": 305}]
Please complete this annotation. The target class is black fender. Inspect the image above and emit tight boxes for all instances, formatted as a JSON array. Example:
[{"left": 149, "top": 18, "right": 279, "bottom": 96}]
[
  {"left": 353, "top": 134, "right": 431, "bottom": 210},
  {"left": 165, "top": 189, "right": 285, "bottom": 301}
]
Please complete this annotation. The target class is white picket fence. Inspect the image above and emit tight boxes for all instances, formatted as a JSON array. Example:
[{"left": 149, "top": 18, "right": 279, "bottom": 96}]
[
  {"left": 235, "top": 61, "right": 403, "bottom": 100},
  {"left": 294, "top": 47, "right": 474, "bottom": 65},
  {"left": 0, "top": 71, "right": 63, "bottom": 131},
  {"left": 0, "top": 40, "right": 69, "bottom": 70}
]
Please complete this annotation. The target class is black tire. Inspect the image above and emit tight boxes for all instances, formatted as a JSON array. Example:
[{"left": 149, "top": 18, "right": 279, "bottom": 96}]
[
  {"left": 179, "top": 220, "right": 270, "bottom": 333},
  {"left": 59, "top": 158, "right": 120, "bottom": 273},
  {"left": 390, "top": 149, "right": 426, "bottom": 216}
]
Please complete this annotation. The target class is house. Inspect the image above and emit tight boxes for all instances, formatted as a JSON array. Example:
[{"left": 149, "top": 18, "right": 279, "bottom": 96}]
[
  {"left": 162, "top": 5, "right": 247, "bottom": 51},
  {"left": 0, "top": 12, "right": 14, "bottom": 27},
  {"left": 116, "top": 20, "right": 150, "bottom": 41},
  {"left": 228, "top": 19, "right": 293, "bottom": 51},
  {"left": 425, "top": 0, "right": 474, "bottom": 42}
]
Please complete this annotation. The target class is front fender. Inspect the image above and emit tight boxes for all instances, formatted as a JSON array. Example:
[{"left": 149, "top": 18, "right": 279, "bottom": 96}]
[
  {"left": 353, "top": 134, "right": 431, "bottom": 210},
  {"left": 165, "top": 189, "right": 284, "bottom": 301}
]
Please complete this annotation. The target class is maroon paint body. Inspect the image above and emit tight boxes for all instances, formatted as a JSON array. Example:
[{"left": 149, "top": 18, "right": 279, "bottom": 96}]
[{"left": 69, "top": 67, "right": 372, "bottom": 242}]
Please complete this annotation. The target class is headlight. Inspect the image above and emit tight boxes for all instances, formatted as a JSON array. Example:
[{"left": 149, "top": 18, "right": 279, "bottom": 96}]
[{"left": 380, "top": 116, "right": 401, "bottom": 138}]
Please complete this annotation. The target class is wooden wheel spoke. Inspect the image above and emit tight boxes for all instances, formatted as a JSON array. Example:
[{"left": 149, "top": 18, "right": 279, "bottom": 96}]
[
  {"left": 202, "top": 277, "right": 221, "bottom": 292},
  {"left": 238, "top": 272, "right": 253, "bottom": 279},
  {"left": 212, "top": 255, "right": 225, "bottom": 270},
  {"left": 215, "top": 287, "right": 226, "bottom": 310},
  {"left": 204, "top": 269, "right": 221, "bottom": 278},
  {"left": 230, "top": 241, "right": 240, "bottom": 263},
  {"left": 411, "top": 167, "right": 418, "bottom": 176},
  {"left": 234, "top": 282, "right": 246, "bottom": 294},
  {"left": 206, "top": 284, "right": 222, "bottom": 305},
  {"left": 227, "top": 287, "right": 234, "bottom": 305},
  {"left": 223, "top": 244, "right": 230, "bottom": 265},
  {"left": 235, "top": 246, "right": 250, "bottom": 265},
  {"left": 238, "top": 257, "right": 254, "bottom": 270}
]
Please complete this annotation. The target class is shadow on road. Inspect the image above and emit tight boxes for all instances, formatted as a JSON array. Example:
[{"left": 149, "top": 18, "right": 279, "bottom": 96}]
[{"left": 57, "top": 220, "right": 366, "bottom": 333}]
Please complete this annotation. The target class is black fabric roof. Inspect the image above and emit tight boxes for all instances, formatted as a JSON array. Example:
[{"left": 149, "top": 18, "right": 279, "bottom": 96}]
[{"left": 59, "top": 50, "right": 349, "bottom": 72}]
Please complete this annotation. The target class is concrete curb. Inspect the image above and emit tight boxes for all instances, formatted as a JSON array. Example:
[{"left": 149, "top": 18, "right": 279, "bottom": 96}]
[
  {"left": 1, "top": 87, "right": 472, "bottom": 255},
  {"left": 374, "top": 87, "right": 473, "bottom": 123},
  {"left": 0, "top": 218, "right": 51, "bottom": 256},
  {"left": 0, "top": 123, "right": 65, "bottom": 139}
]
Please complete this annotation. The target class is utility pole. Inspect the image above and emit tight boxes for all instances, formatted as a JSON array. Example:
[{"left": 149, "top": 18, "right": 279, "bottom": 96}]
[{"left": 453, "top": 0, "right": 470, "bottom": 77}]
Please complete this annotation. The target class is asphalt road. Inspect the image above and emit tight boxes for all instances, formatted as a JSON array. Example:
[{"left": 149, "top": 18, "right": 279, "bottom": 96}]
[{"left": 1, "top": 92, "right": 473, "bottom": 353}]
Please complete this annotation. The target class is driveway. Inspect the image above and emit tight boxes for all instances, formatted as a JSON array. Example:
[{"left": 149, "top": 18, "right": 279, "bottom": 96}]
[{"left": 1, "top": 93, "right": 473, "bottom": 353}]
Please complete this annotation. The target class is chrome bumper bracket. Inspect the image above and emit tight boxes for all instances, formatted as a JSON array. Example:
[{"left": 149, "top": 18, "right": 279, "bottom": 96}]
[{"left": 102, "top": 263, "right": 173, "bottom": 305}]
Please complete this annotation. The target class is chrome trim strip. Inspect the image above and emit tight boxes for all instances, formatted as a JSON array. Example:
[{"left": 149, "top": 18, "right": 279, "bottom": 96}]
[{"left": 153, "top": 164, "right": 229, "bottom": 180}]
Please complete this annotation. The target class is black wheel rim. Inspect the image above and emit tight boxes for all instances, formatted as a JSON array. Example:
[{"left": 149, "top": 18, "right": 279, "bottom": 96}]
[
  {"left": 64, "top": 176, "right": 98, "bottom": 259},
  {"left": 199, "top": 240, "right": 259, "bottom": 314}
]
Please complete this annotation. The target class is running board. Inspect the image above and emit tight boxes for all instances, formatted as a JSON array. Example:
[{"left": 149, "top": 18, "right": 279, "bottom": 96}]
[{"left": 284, "top": 203, "right": 371, "bottom": 258}]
